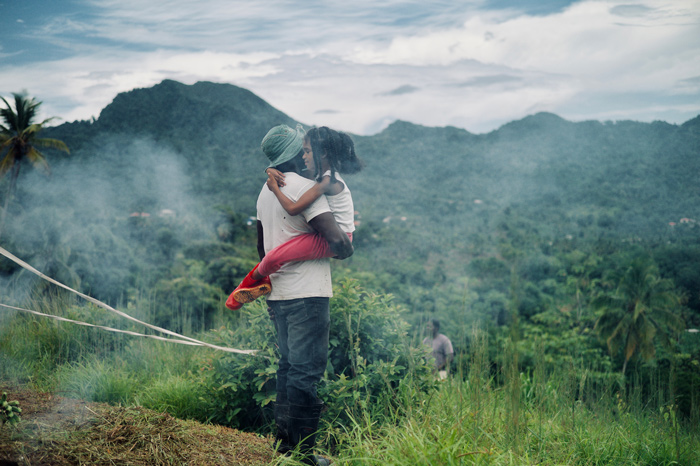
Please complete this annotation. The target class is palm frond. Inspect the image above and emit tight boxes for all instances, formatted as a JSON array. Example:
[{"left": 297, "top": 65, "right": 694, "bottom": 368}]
[
  {"left": 25, "top": 147, "right": 50, "bottom": 173},
  {"left": 1, "top": 93, "right": 41, "bottom": 134},
  {"left": 20, "top": 123, "right": 42, "bottom": 138},
  {"left": 13, "top": 93, "right": 40, "bottom": 130},
  {"left": 38, "top": 116, "right": 60, "bottom": 126},
  {"left": 0, "top": 149, "right": 17, "bottom": 176},
  {"left": 0, "top": 93, "right": 67, "bottom": 186},
  {"left": 0, "top": 96, "right": 14, "bottom": 128},
  {"left": 593, "top": 255, "right": 684, "bottom": 373},
  {"left": 32, "top": 137, "right": 70, "bottom": 153}
]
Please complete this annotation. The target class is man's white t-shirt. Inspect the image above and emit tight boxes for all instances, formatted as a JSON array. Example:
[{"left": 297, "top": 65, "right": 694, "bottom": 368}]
[{"left": 257, "top": 172, "right": 333, "bottom": 300}]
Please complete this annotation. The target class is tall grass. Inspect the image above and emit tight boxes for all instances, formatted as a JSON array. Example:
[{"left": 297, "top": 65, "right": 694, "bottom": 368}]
[
  {"left": 327, "top": 341, "right": 700, "bottom": 466},
  {"left": 0, "top": 292, "right": 127, "bottom": 388},
  {"left": 1, "top": 295, "right": 698, "bottom": 465},
  {"left": 0, "top": 291, "right": 219, "bottom": 422}
]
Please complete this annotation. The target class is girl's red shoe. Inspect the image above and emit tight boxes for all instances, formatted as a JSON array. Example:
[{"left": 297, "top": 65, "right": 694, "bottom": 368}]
[
  {"left": 232, "top": 276, "right": 272, "bottom": 305},
  {"left": 225, "top": 264, "right": 272, "bottom": 310},
  {"left": 225, "top": 292, "right": 244, "bottom": 310}
]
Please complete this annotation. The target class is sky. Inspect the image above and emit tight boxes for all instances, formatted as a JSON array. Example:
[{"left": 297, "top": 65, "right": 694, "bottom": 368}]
[{"left": 1, "top": 0, "right": 699, "bottom": 135}]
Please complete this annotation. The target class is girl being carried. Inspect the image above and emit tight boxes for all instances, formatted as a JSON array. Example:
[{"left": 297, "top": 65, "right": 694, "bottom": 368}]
[{"left": 226, "top": 126, "right": 362, "bottom": 310}]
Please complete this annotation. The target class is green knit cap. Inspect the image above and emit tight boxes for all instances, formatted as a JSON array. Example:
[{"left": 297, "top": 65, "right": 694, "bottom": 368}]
[{"left": 261, "top": 124, "right": 306, "bottom": 168}]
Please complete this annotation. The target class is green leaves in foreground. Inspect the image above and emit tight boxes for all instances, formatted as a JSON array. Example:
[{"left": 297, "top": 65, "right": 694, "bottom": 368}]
[
  {"left": 321, "top": 278, "right": 437, "bottom": 427},
  {"left": 200, "top": 278, "right": 437, "bottom": 431},
  {"left": 0, "top": 391, "right": 22, "bottom": 427}
]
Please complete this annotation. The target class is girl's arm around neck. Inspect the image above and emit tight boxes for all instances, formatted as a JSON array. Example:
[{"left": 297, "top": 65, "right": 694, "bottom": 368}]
[{"left": 268, "top": 176, "right": 334, "bottom": 216}]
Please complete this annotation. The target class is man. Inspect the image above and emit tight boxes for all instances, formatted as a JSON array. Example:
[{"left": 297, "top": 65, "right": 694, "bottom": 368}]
[
  {"left": 257, "top": 124, "right": 352, "bottom": 466},
  {"left": 423, "top": 319, "right": 454, "bottom": 380}
]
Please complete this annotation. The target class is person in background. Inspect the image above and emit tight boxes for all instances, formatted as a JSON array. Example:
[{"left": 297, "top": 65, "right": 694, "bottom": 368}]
[{"left": 423, "top": 318, "right": 454, "bottom": 379}]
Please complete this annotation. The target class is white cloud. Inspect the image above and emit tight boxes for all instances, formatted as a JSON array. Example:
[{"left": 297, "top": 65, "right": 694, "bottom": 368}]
[
  {"left": 239, "top": 53, "right": 570, "bottom": 134},
  {"left": 345, "top": 0, "right": 700, "bottom": 80},
  {"left": 0, "top": 49, "right": 281, "bottom": 124},
  {"left": 1, "top": 0, "right": 698, "bottom": 134}
]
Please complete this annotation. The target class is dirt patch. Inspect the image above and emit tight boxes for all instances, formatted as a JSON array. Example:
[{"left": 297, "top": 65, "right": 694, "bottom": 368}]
[{"left": 0, "top": 383, "right": 276, "bottom": 466}]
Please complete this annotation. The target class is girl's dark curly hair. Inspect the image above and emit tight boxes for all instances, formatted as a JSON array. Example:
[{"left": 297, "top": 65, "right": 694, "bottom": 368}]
[{"left": 305, "top": 126, "right": 363, "bottom": 182}]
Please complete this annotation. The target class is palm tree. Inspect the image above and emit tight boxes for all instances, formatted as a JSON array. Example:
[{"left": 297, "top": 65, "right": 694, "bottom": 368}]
[
  {"left": 0, "top": 93, "right": 69, "bottom": 236},
  {"left": 593, "top": 257, "right": 684, "bottom": 375}
]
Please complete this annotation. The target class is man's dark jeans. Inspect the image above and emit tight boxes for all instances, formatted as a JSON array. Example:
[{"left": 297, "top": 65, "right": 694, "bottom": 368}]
[{"left": 268, "top": 297, "right": 330, "bottom": 407}]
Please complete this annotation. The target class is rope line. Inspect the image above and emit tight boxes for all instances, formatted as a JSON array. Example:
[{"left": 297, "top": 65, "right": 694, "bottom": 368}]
[
  {"left": 0, "top": 246, "right": 256, "bottom": 355},
  {"left": 0, "top": 303, "right": 202, "bottom": 346}
]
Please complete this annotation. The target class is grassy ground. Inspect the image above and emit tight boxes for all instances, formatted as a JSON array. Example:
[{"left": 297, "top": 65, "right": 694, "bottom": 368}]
[
  {"left": 2, "top": 301, "right": 698, "bottom": 466},
  {"left": 3, "top": 374, "right": 700, "bottom": 466},
  {"left": 0, "top": 382, "right": 276, "bottom": 466},
  {"left": 325, "top": 376, "right": 700, "bottom": 466}
]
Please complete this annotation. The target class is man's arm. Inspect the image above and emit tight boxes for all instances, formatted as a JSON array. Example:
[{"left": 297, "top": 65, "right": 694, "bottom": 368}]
[
  {"left": 308, "top": 212, "right": 354, "bottom": 260},
  {"left": 256, "top": 221, "right": 266, "bottom": 261}
]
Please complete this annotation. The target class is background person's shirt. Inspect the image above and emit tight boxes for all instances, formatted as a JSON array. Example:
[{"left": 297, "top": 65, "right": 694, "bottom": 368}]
[
  {"left": 257, "top": 172, "right": 333, "bottom": 300},
  {"left": 423, "top": 333, "right": 454, "bottom": 369}
]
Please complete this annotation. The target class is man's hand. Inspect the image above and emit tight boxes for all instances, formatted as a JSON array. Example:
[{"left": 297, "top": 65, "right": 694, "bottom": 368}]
[{"left": 309, "top": 212, "right": 353, "bottom": 260}]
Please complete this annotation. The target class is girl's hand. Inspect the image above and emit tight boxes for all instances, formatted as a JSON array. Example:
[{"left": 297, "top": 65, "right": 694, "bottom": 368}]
[
  {"left": 266, "top": 168, "right": 286, "bottom": 187},
  {"left": 266, "top": 174, "right": 279, "bottom": 191},
  {"left": 266, "top": 170, "right": 284, "bottom": 191}
]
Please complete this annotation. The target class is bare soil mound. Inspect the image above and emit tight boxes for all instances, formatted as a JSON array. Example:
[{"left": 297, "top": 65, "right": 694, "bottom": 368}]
[{"left": 0, "top": 383, "right": 275, "bottom": 465}]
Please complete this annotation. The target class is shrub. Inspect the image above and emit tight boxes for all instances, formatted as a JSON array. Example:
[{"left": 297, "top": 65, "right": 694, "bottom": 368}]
[
  {"left": 199, "top": 300, "right": 278, "bottom": 430},
  {"left": 151, "top": 275, "right": 222, "bottom": 332},
  {"left": 321, "top": 279, "right": 436, "bottom": 428},
  {"left": 199, "top": 279, "right": 437, "bottom": 433}
]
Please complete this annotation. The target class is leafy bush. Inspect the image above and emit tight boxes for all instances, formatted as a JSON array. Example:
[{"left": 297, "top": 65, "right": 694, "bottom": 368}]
[
  {"left": 199, "top": 301, "right": 278, "bottom": 430},
  {"left": 321, "top": 279, "right": 436, "bottom": 428},
  {"left": 199, "top": 279, "right": 436, "bottom": 433},
  {"left": 203, "top": 256, "right": 257, "bottom": 294}
]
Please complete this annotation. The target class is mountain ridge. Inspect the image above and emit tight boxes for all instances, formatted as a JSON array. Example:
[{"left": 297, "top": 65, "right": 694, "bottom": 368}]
[
  {"left": 29, "top": 79, "right": 700, "bottom": 268},
  {"left": 4, "top": 78, "right": 700, "bottom": 315}
]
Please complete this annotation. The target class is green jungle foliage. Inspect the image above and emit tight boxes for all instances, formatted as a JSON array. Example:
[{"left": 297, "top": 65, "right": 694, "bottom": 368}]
[
  {"left": 1, "top": 80, "right": 699, "bottom": 451},
  {"left": 1, "top": 294, "right": 698, "bottom": 465}
]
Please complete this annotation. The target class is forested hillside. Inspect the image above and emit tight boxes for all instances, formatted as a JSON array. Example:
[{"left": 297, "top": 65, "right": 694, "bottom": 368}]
[
  {"left": 2, "top": 79, "right": 700, "bottom": 464},
  {"left": 2, "top": 79, "right": 700, "bottom": 396}
]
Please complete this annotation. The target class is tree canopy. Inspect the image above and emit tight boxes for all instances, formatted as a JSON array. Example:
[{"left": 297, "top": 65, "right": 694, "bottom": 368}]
[{"left": 0, "top": 93, "right": 69, "bottom": 236}]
